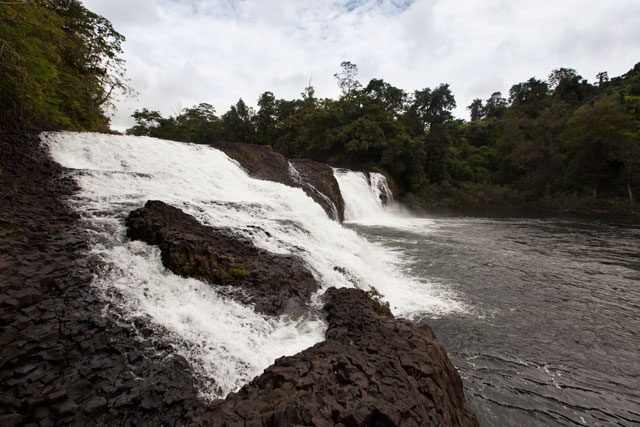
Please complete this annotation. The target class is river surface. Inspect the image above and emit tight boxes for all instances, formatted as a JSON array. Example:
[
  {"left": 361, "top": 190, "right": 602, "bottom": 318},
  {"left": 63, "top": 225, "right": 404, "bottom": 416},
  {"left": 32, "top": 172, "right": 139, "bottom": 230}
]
[{"left": 349, "top": 215, "right": 640, "bottom": 426}]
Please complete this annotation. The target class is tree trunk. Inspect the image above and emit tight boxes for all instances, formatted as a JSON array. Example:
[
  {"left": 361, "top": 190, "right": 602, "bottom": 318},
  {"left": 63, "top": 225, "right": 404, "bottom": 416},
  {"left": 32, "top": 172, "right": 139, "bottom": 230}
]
[{"left": 593, "top": 181, "right": 598, "bottom": 199}]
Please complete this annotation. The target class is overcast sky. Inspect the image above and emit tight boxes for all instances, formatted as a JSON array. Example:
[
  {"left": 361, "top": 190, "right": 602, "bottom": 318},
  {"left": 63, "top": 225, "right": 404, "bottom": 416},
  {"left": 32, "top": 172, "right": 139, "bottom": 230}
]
[{"left": 82, "top": 0, "right": 640, "bottom": 131}]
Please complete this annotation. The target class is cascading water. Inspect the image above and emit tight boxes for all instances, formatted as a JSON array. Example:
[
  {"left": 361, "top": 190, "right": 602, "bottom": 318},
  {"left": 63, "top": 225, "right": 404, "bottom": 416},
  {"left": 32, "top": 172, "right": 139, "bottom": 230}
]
[
  {"left": 333, "top": 168, "right": 436, "bottom": 232},
  {"left": 333, "top": 169, "right": 393, "bottom": 221},
  {"left": 44, "top": 132, "right": 464, "bottom": 398}
]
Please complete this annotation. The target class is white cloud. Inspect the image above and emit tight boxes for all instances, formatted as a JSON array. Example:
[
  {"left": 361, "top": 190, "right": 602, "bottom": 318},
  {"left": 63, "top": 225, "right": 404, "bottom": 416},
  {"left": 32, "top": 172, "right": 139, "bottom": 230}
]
[{"left": 83, "top": 0, "right": 640, "bottom": 130}]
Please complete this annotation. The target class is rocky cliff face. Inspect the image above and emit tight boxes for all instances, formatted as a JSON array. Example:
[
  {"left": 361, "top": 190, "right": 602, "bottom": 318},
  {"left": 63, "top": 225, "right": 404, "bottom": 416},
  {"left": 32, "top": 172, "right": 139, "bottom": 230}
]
[{"left": 214, "top": 141, "right": 345, "bottom": 222}]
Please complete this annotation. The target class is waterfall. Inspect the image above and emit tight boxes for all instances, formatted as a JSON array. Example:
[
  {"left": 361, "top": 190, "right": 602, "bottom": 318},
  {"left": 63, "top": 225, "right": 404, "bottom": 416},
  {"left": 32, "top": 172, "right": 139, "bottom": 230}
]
[
  {"left": 333, "top": 169, "right": 393, "bottom": 221},
  {"left": 44, "top": 132, "right": 463, "bottom": 399}
]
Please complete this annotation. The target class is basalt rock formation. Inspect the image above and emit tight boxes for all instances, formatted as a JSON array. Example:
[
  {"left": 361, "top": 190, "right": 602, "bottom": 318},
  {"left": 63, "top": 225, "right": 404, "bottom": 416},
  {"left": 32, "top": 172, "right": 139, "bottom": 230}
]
[
  {"left": 209, "top": 287, "right": 479, "bottom": 426},
  {"left": 291, "top": 158, "right": 345, "bottom": 222},
  {"left": 0, "top": 126, "right": 208, "bottom": 426},
  {"left": 125, "top": 200, "right": 319, "bottom": 316},
  {"left": 214, "top": 141, "right": 344, "bottom": 222}
]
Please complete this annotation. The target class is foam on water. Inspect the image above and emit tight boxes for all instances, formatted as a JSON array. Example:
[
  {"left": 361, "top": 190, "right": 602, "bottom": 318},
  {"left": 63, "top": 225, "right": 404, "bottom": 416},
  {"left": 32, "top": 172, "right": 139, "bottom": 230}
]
[{"left": 44, "top": 131, "right": 464, "bottom": 397}]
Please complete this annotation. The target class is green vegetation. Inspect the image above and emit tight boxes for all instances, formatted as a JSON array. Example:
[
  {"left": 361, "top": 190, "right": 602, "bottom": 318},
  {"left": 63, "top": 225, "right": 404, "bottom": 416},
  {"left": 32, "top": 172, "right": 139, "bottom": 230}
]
[
  {"left": 127, "top": 62, "right": 640, "bottom": 215},
  {"left": 365, "top": 286, "right": 392, "bottom": 317},
  {"left": 165, "top": 249, "right": 249, "bottom": 285},
  {"left": 0, "top": 0, "right": 130, "bottom": 130}
]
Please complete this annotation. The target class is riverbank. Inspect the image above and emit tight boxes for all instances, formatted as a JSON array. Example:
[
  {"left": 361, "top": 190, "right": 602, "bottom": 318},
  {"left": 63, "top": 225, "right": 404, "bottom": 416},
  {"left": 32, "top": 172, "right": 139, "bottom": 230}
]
[{"left": 399, "top": 182, "right": 640, "bottom": 220}]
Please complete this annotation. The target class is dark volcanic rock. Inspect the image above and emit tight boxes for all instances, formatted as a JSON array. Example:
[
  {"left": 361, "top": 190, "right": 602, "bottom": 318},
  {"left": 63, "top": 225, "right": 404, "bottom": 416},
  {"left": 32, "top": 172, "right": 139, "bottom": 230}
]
[
  {"left": 214, "top": 141, "right": 344, "bottom": 221},
  {"left": 208, "top": 288, "right": 479, "bottom": 427},
  {"left": 125, "top": 200, "right": 320, "bottom": 315},
  {"left": 291, "top": 158, "right": 345, "bottom": 223},
  {"left": 0, "top": 126, "right": 209, "bottom": 425}
]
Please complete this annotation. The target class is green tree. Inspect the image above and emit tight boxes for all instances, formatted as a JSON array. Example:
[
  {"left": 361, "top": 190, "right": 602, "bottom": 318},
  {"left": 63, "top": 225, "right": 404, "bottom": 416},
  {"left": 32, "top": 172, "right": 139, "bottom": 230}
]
[
  {"left": 254, "top": 91, "right": 277, "bottom": 145},
  {"left": 221, "top": 98, "right": 255, "bottom": 143},
  {"left": 564, "top": 94, "right": 638, "bottom": 199},
  {"left": 508, "top": 78, "right": 549, "bottom": 114},
  {"left": 411, "top": 84, "right": 456, "bottom": 130},
  {"left": 483, "top": 92, "right": 507, "bottom": 119},
  {"left": 334, "top": 61, "right": 361, "bottom": 97},
  {"left": 364, "top": 78, "right": 406, "bottom": 116},
  {"left": 127, "top": 108, "right": 164, "bottom": 136},
  {"left": 0, "top": 0, "right": 130, "bottom": 129},
  {"left": 499, "top": 103, "right": 570, "bottom": 196},
  {"left": 467, "top": 99, "right": 484, "bottom": 122},
  {"left": 549, "top": 68, "right": 593, "bottom": 106}
]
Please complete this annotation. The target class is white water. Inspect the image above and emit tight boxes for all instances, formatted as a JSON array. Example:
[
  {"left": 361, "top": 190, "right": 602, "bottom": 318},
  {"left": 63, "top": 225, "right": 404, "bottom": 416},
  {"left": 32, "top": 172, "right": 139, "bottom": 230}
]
[
  {"left": 44, "top": 131, "right": 464, "bottom": 398},
  {"left": 333, "top": 169, "right": 391, "bottom": 220},
  {"left": 334, "top": 169, "right": 439, "bottom": 232}
]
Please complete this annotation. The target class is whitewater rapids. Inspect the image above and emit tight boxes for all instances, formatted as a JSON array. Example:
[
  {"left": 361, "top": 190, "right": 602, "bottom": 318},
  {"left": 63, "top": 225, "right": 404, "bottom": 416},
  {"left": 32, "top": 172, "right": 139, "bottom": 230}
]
[{"left": 44, "top": 132, "right": 464, "bottom": 398}]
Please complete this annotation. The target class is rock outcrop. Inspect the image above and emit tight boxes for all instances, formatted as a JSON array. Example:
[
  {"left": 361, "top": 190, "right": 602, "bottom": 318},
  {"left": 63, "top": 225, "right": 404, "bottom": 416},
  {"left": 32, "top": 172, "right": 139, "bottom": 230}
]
[
  {"left": 214, "top": 141, "right": 344, "bottom": 222},
  {"left": 126, "top": 201, "right": 478, "bottom": 425},
  {"left": 291, "top": 158, "right": 345, "bottom": 223},
  {"left": 209, "top": 287, "right": 479, "bottom": 426},
  {"left": 126, "top": 200, "right": 319, "bottom": 316}
]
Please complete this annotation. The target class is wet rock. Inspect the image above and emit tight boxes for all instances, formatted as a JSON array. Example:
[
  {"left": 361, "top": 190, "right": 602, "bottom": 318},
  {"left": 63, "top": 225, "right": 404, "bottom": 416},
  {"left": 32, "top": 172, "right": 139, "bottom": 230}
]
[
  {"left": 208, "top": 288, "right": 479, "bottom": 426},
  {"left": 125, "top": 200, "right": 320, "bottom": 315},
  {"left": 291, "top": 158, "right": 345, "bottom": 223},
  {"left": 0, "top": 413, "right": 24, "bottom": 427},
  {"left": 213, "top": 141, "right": 344, "bottom": 221}
]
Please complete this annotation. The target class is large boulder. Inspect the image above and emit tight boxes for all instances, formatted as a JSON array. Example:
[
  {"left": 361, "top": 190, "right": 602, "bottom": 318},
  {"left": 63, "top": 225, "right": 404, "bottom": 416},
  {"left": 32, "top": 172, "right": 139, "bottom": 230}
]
[
  {"left": 125, "top": 200, "right": 320, "bottom": 316},
  {"left": 214, "top": 141, "right": 344, "bottom": 222},
  {"left": 208, "top": 287, "right": 479, "bottom": 426}
]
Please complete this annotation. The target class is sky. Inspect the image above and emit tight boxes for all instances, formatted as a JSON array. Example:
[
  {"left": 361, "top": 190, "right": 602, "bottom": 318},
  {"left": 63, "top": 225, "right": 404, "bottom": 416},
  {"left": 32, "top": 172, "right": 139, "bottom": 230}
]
[{"left": 82, "top": 0, "right": 640, "bottom": 131}]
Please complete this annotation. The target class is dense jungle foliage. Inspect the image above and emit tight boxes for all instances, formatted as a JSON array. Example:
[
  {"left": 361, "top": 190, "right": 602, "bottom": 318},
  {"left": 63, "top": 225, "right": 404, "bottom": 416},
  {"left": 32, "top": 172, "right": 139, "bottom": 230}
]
[{"left": 0, "top": 0, "right": 130, "bottom": 130}]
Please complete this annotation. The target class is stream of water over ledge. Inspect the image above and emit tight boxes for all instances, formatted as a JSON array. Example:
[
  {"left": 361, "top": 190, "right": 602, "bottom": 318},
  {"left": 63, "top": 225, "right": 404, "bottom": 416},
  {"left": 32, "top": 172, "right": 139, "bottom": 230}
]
[{"left": 347, "top": 214, "right": 640, "bottom": 426}]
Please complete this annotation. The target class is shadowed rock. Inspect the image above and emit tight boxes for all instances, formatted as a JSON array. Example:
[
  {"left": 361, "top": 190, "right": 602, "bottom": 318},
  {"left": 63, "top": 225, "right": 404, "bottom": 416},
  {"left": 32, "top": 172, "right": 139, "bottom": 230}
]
[
  {"left": 214, "top": 141, "right": 344, "bottom": 222},
  {"left": 125, "top": 200, "right": 320, "bottom": 315},
  {"left": 208, "top": 287, "right": 479, "bottom": 427}
]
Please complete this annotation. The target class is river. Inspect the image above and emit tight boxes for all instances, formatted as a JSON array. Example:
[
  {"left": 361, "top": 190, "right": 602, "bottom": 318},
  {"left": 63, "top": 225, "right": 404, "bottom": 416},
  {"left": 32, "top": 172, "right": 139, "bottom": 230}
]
[{"left": 348, "top": 214, "right": 640, "bottom": 426}]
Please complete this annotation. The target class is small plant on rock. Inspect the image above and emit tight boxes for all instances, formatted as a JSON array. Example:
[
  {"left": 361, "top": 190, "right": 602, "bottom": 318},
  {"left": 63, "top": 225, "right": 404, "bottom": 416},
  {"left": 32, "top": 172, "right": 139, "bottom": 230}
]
[{"left": 365, "top": 286, "right": 392, "bottom": 317}]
